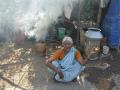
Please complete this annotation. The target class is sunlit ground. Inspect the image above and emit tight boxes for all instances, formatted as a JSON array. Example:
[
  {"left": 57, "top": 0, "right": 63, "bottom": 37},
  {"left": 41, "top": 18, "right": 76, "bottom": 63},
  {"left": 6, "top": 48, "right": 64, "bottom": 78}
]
[
  {"left": 0, "top": 42, "right": 94, "bottom": 90},
  {"left": 0, "top": 42, "right": 120, "bottom": 90},
  {"left": 0, "top": 42, "right": 34, "bottom": 90}
]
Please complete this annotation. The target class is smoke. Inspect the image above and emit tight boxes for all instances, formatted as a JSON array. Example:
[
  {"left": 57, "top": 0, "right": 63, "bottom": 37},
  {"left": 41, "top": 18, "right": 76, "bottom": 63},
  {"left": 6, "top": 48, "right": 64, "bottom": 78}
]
[{"left": 0, "top": 0, "right": 83, "bottom": 42}]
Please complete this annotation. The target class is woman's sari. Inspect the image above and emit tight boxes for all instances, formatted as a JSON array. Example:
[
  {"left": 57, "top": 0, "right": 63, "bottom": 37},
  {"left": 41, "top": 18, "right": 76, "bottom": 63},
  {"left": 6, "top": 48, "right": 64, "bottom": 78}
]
[{"left": 51, "top": 47, "right": 85, "bottom": 82}]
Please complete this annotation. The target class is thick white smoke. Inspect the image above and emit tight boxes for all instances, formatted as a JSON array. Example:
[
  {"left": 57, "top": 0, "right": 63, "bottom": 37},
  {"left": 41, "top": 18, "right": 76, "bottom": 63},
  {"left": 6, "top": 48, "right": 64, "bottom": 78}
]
[{"left": 0, "top": 0, "right": 83, "bottom": 42}]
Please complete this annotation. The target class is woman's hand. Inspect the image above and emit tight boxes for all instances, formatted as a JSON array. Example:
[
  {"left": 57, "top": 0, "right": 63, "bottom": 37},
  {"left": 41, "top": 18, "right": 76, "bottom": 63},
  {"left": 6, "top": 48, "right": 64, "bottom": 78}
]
[
  {"left": 57, "top": 69, "right": 64, "bottom": 79},
  {"left": 77, "top": 55, "right": 88, "bottom": 65},
  {"left": 45, "top": 60, "right": 64, "bottom": 79}
]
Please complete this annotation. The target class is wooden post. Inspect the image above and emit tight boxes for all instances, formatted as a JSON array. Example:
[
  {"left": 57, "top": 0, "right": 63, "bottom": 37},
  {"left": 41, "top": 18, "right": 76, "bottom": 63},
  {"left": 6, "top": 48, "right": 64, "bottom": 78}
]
[
  {"left": 76, "top": 0, "right": 81, "bottom": 47},
  {"left": 96, "top": 0, "right": 102, "bottom": 26}
]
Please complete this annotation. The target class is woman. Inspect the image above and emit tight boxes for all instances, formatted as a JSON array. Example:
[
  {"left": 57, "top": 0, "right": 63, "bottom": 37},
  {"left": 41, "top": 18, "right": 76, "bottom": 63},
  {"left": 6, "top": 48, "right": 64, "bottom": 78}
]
[{"left": 45, "top": 36, "right": 87, "bottom": 82}]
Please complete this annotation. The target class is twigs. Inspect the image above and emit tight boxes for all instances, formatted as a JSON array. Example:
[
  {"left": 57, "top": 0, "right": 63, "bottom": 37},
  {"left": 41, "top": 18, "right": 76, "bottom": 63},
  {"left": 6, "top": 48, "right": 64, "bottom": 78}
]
[{"left": 0, "top": 74, "right": 27, "bottom": 90}]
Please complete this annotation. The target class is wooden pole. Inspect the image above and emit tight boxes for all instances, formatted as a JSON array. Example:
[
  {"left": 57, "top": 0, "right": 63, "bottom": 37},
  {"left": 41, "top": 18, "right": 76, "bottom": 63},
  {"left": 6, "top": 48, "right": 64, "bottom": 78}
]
[
  {"left": 96, "top": 0, "right": 102, "bottom": 26},
  {"left": 76, "top": 0, "right": 81, "bottom": 47}
]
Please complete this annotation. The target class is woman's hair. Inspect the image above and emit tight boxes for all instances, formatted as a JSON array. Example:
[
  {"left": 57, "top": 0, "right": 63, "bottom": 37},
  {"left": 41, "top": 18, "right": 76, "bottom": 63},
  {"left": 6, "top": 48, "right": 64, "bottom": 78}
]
[{"left": 62, "top": 36, "right": 73, "bottom": 44}]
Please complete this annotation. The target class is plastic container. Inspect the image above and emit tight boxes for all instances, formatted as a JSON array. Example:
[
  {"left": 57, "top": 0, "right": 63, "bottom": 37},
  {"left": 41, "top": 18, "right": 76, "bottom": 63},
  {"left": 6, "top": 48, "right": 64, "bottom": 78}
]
[
  {"left": 103, "top": 45, "right": 109, "bottom": 54},
  {"left": 58, "top": 28, "right": 65, "bottom": 40}
]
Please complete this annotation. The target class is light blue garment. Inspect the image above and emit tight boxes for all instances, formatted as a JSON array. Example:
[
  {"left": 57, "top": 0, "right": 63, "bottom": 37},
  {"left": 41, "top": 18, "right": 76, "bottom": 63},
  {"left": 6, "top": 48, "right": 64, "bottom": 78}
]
[{"left": 51, "top": 47, "right": 85, "bottom": 82}]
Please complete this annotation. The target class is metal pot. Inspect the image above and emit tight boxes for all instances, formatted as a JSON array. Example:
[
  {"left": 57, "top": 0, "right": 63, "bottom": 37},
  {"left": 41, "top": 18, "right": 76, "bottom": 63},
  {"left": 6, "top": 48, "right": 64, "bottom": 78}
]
[
  {"left": 85, "top": 28, "right": 103, "bottom": 39},
  {"left": 84, "top": 28, "right": 103, "bottom": 60}
]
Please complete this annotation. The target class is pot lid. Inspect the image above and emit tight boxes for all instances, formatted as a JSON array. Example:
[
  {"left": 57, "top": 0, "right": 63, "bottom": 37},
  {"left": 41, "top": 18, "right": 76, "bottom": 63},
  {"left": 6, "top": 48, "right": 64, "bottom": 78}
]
[{"left": 85, "top": 28, "right": 103, "bottom": 39}]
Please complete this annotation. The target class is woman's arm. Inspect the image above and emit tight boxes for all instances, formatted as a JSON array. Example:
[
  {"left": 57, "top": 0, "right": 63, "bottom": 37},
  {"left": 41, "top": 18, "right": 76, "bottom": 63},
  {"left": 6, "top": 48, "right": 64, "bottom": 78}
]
[
  {"left": 77, "top": 56, "right": 88, "bottom": 65},
  {"left": 76, "top": 50, "right": 88, "bottom": 65},
  {"left": 45, "top": 58, "right": 64, "bottom": 79},
  {"left": 76, "top": 50, "right": 94, "bottom": 65},
  {"left": 45, "top": 58, "right": 58, "bottom": 72}
]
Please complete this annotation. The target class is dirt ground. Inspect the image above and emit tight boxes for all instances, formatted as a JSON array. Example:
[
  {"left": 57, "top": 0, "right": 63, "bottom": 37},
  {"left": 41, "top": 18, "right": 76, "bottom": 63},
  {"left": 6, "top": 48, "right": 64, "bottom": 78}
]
[{"left": 0, "top": 41, "right": 120, "bottom": 90}]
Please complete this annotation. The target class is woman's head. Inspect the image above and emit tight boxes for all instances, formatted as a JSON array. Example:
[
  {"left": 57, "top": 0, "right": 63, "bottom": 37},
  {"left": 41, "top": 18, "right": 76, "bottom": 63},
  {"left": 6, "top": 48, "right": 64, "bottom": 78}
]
[{"left": 62, "top": 36, "right": 73, "bottom": 51}]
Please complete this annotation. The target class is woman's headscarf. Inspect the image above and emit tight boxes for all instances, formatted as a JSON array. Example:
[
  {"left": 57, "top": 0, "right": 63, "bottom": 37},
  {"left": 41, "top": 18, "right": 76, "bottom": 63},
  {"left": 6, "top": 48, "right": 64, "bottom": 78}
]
[{"left": 62, "top": 36, "right": 73, "bottom": 44}]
